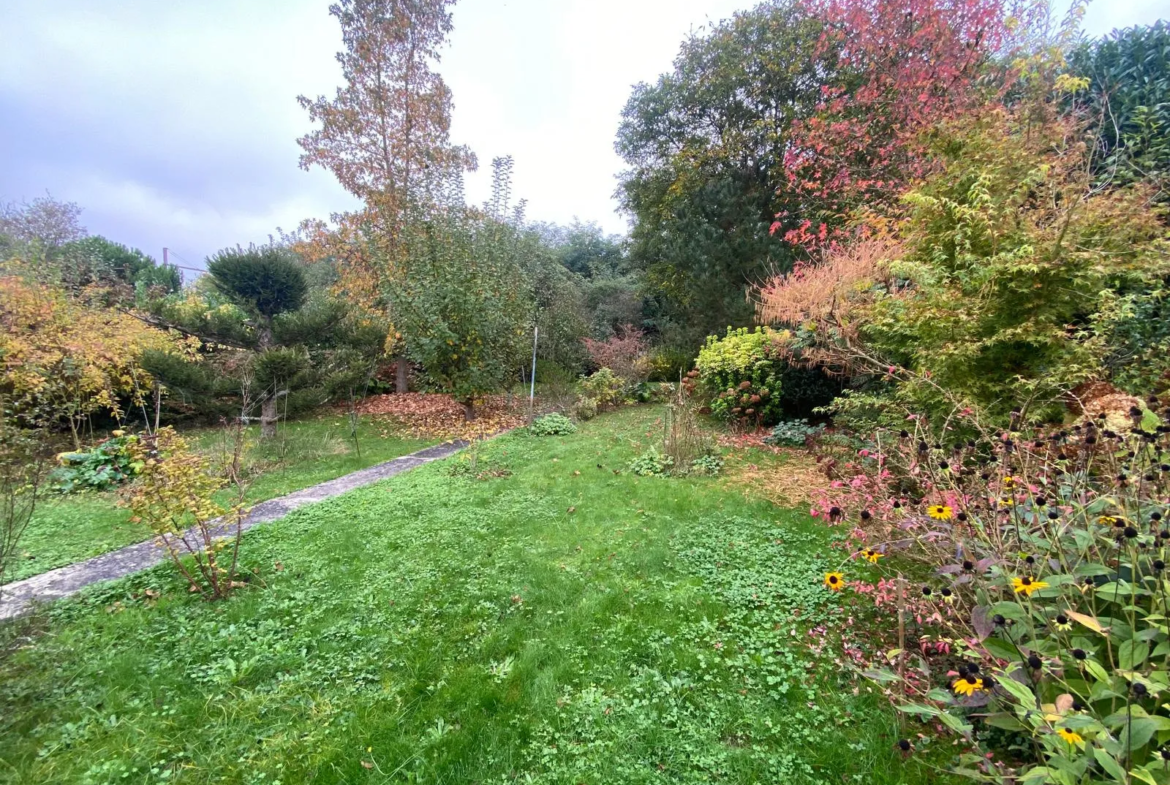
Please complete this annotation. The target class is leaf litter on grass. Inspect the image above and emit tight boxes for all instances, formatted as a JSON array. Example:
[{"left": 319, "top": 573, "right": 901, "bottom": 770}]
[{"left": 354, "top": 393, "right": 528, "bottom": 440}]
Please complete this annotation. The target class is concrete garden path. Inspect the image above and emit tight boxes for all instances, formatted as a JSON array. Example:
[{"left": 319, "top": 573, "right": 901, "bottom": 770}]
[{"left": 0, "top": 440, "right": 467, "bottom": 620}]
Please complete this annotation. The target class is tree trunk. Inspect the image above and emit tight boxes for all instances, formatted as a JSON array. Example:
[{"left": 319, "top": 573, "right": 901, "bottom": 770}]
[
  {"left": 395, "top": 357, "right": 409, "bottom": 394},
  {"left": 461, "top": 399, "right": 476, "bottom": 422},
  {"left": 260, "top": 396, "right": 278, "bottom": 439},
  {"left": 153, "top": 384, "right": 161, "bottom": 434}
]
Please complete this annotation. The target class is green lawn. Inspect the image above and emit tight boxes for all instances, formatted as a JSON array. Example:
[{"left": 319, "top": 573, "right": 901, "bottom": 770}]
[
  {"left": 0, "top": 406, "right": 950, "bottom": 784},
  {"left": 6, "top": 416, "right": 433, "bottom": 583}
]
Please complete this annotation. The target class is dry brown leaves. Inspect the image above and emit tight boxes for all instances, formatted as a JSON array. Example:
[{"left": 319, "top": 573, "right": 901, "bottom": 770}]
[
  {"left": 353, "top": 393, "right": 528, "bottom": 440},
  {"left": 718, "top": 434, "right": 829, "bottom": 509},
  {"left": 1068, "top": 381, "right": 1146, "bottom": 434}
]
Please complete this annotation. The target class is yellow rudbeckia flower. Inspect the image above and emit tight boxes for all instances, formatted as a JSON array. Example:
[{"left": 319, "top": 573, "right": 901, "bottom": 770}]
[
  {"left": 824, "top": 572, "right": 845, "bottom": 591},
  {"left": 1012, "top": 576, "right": 1049, "bottom": 596},
  {"left": 952, "top": 676, "right": 984, "bottom": 696}
]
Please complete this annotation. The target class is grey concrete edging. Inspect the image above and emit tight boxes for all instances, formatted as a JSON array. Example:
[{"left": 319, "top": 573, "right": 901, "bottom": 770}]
[{"left": 0, "top": 440, "right": 467, "bottom": 620}]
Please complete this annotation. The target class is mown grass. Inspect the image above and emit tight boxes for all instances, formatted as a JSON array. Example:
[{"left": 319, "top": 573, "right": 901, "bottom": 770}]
[
  {"left": 7, "top": 416, "right": 433, "bottom": 583},
  {"left": 0, "top": 406, "right": 954, "bottom": 784}
]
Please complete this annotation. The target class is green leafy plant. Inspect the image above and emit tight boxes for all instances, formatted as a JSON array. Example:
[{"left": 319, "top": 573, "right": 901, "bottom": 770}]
[
  {"left": 632, "top": 381, "right": 674, "bottom": 403},
  {"left": 628, "top": 447, "right": 673, "bottom": 477},
  {"left": 645, "top": 347, "right": 693, "bottom": 383},
  {"left": 763, "top": 419, "right": 825, "bottom": 447},
  {"left": 692, "top": 327, "right": 784, "bottom": 426},
  {"left": 1069, "top": 21, "right": 1170, "bottom": 197},
  {"left": 688, "top": 453, "right": 724, "bottom": 476},
  {"left": 529, "top": 413, "right": 577, "bottom": 436},
  {"left": 813, "top": 396, "right": 1170, "bottom": 783},
  {"left": 51, "top": 432, "right": 144, "bottom": 493}
]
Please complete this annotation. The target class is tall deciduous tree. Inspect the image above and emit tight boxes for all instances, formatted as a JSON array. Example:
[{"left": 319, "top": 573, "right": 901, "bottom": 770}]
[
  {"left": 386, "top": 161, "right": 533, "bottom": 420},
  {"left": 615, "top": 1, "right": 832, "bottom": 349},
  {"left": 0, "top": 195, "right": 86, "bottom": 259},
  {"left": 297, "top": 0, "right": 474, "bottom": 216},
  {"left": 777, "top": 0, "right": 1044, "bottom": 249},
  {"left": 297, "top": 0, "right": 476, "bottom": 391}
]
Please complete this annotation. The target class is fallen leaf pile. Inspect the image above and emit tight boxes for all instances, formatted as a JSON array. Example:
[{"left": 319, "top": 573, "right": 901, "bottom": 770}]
[
  {"left": 719, "top": 441, "right": 828, "bottom": 509},
  {"left": 715, "top": 430, "right": 776, "bottom": 451},
  {"left": 353, "top": 393, "right": 529, "bottom": 440}
]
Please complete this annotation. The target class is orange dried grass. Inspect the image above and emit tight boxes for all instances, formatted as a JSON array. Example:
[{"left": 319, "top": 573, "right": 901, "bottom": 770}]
[{"left": 720, "top": 446, "right": 829, "bottom": 509}]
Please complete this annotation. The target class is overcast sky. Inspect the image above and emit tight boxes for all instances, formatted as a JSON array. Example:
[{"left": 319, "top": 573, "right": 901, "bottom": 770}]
[{"left": 2, "top": 0, "right": 1165, "bottom": 273}]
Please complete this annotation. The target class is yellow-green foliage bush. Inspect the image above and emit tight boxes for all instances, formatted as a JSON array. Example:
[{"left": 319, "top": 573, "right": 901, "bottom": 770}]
[
  {"left": 123, "top": 427, "right": 246, "bottom": 600},
  {"left": 574, "top": 368, "right": 624, "bottom": 420},
  {"left": 857, "top": 110, "right": 1169, "bottom": 420},
  {"left": 693, "top": 327, "right": 785, "bottom": 425}
]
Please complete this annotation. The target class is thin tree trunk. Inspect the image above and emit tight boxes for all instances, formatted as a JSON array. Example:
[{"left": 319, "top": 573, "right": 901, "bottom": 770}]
[
  {"left": 395, "top": 357, "right": 409, "bottom": 393},
  {"left": 68, "top": 416, "right": 81, "bottom": 450},
  {"left": 260, "top": 396, "right": 278, "bottom": 439}
]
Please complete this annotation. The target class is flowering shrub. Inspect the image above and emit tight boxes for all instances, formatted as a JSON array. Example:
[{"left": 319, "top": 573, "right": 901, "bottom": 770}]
[
  {"left": 810, "top": 399, "right": 1170, "bottom": 782},
  {"left": 691, "top": 326, "right": 840, "bottom": 425}
]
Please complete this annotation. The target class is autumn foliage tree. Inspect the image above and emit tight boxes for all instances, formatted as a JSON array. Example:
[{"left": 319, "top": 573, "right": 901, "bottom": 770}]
[
  {"left": 757, "top": 104, "right": 1170, "bottom": 422},
  {"left": 0, "top": 276, "right": 193, "bottom": 446},
  {"left": 297, "top": 0, "right": 474, "bottom": 218},
  {"left": 297, "top": 0, "right": 477, "bottom": 391},
  {"left": 775, "top": 0, "right": 1039, "bottom": 250}
]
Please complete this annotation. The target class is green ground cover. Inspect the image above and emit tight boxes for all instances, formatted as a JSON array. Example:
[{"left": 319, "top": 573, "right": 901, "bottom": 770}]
[
  {"left": 0, "top": 406, "right": 950, "bottom": 784},
  {"left": 7, "top": 417, "right": 432, "bottom": 583}
]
